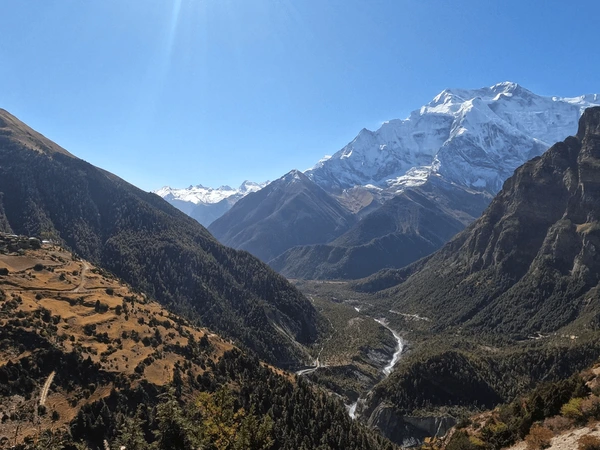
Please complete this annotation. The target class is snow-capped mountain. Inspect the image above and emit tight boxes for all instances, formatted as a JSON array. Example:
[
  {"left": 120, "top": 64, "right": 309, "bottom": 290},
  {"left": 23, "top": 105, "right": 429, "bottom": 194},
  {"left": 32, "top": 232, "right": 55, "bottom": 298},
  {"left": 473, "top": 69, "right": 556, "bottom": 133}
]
[
  {"left": 156, "top": 82, "right": 600, "bottom": 280},
  {"left": 306, "top": 82, "right": 600, "bottom": 195},
  {"left": 154, "top": 181, "right": 268, "bottom": 227}
]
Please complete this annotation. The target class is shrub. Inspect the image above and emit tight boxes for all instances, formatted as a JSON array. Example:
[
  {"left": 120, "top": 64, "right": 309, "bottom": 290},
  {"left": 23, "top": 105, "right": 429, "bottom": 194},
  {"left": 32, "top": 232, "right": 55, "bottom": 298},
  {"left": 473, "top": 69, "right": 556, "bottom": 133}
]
[
  {"left": 581, "top": 396, "right": 600, "bottom": 419},
  {"left": 446, "top": 430, "right": 479, "bottom": 450},
  {"left": 456, "top": 417, "right": 473, "bottom": 429},
  {"left": 33, "top": 263, "right": 44, "bottom": 271},
  {"left": 562, "top": 398, "right": 585, "bottom": 421},
  {"left": 579, "top": 435, "right": 600, "bottom": 450},
  {"left": 94, "top": 300, "right": 108, "bottom": 313},
  {"left": 543, "top": 415, "right": 571, "bottom": 433},
  {"left": 468, "top": 436, "right": 486, "bottom": 448},
  {"left": 480, "top": 420, "right": 514, "bottom": 449},
  {"left": 525, "top": 425, "right": 553, "bottom": 450}
]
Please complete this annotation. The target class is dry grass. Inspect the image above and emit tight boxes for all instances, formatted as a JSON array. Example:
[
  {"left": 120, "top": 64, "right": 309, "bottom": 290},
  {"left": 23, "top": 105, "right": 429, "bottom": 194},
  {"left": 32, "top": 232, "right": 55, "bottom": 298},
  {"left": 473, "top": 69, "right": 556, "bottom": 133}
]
[
  {"left": 0, "top": 254, "right": 60, "bottom": 272},
  {"left": 0, "top": 245, "right": 237, "bottom": 445},
  {"left": 507, "top": 425, "right": 600, "bottom": 450}
]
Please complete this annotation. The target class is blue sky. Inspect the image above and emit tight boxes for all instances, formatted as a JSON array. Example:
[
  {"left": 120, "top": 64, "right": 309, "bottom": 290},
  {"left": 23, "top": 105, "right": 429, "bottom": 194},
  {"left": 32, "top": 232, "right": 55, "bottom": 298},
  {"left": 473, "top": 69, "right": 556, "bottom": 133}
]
[{"left": 1, "top": 1, "right": 599, "bottom": 191}]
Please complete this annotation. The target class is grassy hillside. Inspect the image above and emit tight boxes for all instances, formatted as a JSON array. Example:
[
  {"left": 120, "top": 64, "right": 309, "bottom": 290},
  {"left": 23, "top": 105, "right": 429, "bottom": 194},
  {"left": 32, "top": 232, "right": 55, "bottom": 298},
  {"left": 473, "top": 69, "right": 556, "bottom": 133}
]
[{"left": 0, "top": 236, "right": 396, "bottom": 450}]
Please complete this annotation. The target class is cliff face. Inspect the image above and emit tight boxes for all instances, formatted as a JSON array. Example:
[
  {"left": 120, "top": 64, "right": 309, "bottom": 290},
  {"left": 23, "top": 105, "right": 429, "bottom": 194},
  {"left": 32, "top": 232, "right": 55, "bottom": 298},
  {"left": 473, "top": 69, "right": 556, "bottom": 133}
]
[
  {"left": 366, "top": 404, "right": 456, "bottom": 448},
  {"left": 363, "top": 107, "right": 600, "bottom": 338}
]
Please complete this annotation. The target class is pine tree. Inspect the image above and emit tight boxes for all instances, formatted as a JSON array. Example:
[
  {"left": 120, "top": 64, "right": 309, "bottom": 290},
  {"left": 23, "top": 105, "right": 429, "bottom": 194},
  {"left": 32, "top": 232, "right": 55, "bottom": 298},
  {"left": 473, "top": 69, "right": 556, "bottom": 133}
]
[
  {"left": 115, "top": 409, "right": 147, "bottom": 450},
  {"left": 153, "top": 389, "right": 200, "bottom": 450}
]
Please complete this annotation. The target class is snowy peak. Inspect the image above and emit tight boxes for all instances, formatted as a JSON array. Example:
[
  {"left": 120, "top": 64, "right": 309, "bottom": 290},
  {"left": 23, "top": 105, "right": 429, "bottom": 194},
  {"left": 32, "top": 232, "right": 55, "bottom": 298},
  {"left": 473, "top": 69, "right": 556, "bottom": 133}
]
[
  {"left": 155, "top": 180, "right": 268, "bottom": 206},
  {"left": 239, "top": 180, "right": 265, "bottom": 193},
  {"left": 154, "top": 180, "right": 269, "bottom": 226},
  {"left": 280, "top": 169, "right": 309, "bottom": 184},
  {"left": 305, "top": 82, "right": 600, "bottom": 194}
]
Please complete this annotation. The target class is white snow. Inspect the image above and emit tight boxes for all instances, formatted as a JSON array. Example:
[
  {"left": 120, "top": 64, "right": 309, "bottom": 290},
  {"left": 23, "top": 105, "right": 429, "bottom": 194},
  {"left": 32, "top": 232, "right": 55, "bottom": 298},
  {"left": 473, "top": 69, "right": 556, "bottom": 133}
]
[
  {"left": 304, "top": 82, "right": 600, "bottom": 195},
  {"left": 154, "top": 180, "right": 268, "bottom": 207}
]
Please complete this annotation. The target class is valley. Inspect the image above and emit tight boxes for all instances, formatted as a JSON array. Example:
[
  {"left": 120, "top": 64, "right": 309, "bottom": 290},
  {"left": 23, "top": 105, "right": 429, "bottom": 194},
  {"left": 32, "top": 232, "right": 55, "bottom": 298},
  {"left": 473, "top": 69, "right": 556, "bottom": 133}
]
[
  {"left": 1, "top": 87, "right": 600, "bottom": 449},
  {"left": 3, "top": 3, "right": 600, "bottom": 449},
  {"left": 293, "top": 284, "right": 406, "bottom": 418}
]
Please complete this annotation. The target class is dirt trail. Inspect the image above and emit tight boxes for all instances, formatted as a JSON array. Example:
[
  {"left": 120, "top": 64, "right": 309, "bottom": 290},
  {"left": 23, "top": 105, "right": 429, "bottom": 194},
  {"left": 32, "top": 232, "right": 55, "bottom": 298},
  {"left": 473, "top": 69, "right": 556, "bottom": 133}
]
[
  {"left": 72, "top": 261, "right": 90, "bottom": 293},
  {"left": 39, "top": 371, "right": 56, "bottom": 406}
]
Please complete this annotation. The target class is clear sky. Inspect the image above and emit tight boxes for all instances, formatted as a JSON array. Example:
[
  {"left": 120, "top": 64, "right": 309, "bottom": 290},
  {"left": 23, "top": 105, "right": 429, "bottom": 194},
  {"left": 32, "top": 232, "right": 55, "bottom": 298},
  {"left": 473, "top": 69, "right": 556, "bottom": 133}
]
[{"left": 1, "top": 1, "right": 599, "bottom": 191}]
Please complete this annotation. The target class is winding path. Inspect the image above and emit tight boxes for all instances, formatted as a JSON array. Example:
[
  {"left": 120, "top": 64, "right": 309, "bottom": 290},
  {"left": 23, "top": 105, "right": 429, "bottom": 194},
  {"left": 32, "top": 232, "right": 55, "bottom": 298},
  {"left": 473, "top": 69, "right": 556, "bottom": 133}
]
[
  {"left": 72, "top": 261, "right": 90, "bottom": 293},
  {"left": 295, "top": 358, "right": 321, "bottom": 376},
  {"left": 295, "top": 311, "right": 335, "bottom": 376}
]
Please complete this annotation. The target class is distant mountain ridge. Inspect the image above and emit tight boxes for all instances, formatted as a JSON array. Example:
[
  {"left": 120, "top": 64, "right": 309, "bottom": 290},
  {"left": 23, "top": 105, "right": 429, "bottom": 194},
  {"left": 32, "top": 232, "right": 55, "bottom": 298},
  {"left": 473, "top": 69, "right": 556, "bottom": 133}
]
[
  {"left": 155, "top": 180, "right": 267, "bottom": 226},
  {"left": 274, "top": 83, "right": 600, "bottom": 278},
  {"left": 306, "top": 82, "right": 600, "bottom": 196},
  {"left": 270, "top": 178, "right": 491, "bottom": 279},
  {"left": 160, "top": 83, "right": 600, "bottom": 280},
  {"left": 208, "top": 170, "right": 356, "bottom": 262}
]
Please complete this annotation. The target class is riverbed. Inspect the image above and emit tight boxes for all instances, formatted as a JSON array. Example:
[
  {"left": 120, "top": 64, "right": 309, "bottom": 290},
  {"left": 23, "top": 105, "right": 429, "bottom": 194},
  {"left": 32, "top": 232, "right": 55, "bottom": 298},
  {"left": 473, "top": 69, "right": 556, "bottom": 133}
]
[{"left": 347, "top": 317, "right": 404, "bottom": 419}]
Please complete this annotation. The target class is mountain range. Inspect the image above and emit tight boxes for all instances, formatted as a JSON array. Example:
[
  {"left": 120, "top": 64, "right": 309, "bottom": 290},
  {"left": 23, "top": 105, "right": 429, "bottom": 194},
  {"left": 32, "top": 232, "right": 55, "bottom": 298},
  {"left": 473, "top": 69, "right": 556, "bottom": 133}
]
[
  {"left": 154, "top": 180, "right": 267, "bottom": 227},
  {"left": 306, "top": 82, "right": 599, "bottom": 194},
  {"left": 361, "top": 106, "right": 600, "bottom": 337},
  {"left": 3, "top": 93, "right": 600, "bottom": 448},
  {"left": 202, "top": 83, "right": 600, "bottom": 279},
  {"left": 209, "top": 170, "right": 356, "bottom": 262}
]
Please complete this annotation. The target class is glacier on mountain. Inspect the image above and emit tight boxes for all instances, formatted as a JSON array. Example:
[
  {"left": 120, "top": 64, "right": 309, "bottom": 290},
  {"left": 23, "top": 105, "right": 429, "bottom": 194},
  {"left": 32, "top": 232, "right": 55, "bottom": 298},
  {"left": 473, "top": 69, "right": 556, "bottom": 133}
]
[
  {"left": 305, "top": 82, "right": 600, "bottom": 195},
  {"left": 156, "top": 82, "right": 600, "bottom": 226}
]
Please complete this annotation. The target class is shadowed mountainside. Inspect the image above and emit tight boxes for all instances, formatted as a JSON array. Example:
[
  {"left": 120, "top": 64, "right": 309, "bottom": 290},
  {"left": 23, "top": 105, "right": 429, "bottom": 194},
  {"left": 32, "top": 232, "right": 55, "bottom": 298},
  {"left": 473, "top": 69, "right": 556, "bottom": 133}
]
[
  {"left": 271, "top": 179, "right": 491, "bottom": 280},
  {"left": 0, "top": 108, "right": 321, "bottom": 367},
  {"left": 359, "top": 106, "right": 600, "bottom": 339},
  {"left": 209, "top": 170, "right": 356, "bottom": 262}
]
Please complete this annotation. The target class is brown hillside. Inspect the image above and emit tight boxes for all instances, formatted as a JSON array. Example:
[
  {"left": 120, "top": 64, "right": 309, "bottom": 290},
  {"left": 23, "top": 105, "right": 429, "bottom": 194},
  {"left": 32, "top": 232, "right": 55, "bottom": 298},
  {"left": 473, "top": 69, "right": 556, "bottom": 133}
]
[{"left": 0, "top": 234, "right": 234, "bottom": 446}]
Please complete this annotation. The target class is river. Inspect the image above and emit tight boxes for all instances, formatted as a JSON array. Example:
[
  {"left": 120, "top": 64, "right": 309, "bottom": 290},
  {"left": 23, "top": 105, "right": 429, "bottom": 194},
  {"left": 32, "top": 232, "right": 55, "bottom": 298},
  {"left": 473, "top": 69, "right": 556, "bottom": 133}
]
[
  {"left": 374, "top": 318, "right": 404, "bottom": 376},
  {"left": 347, "top": 317, "right": 404, "bottom": 419}
]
